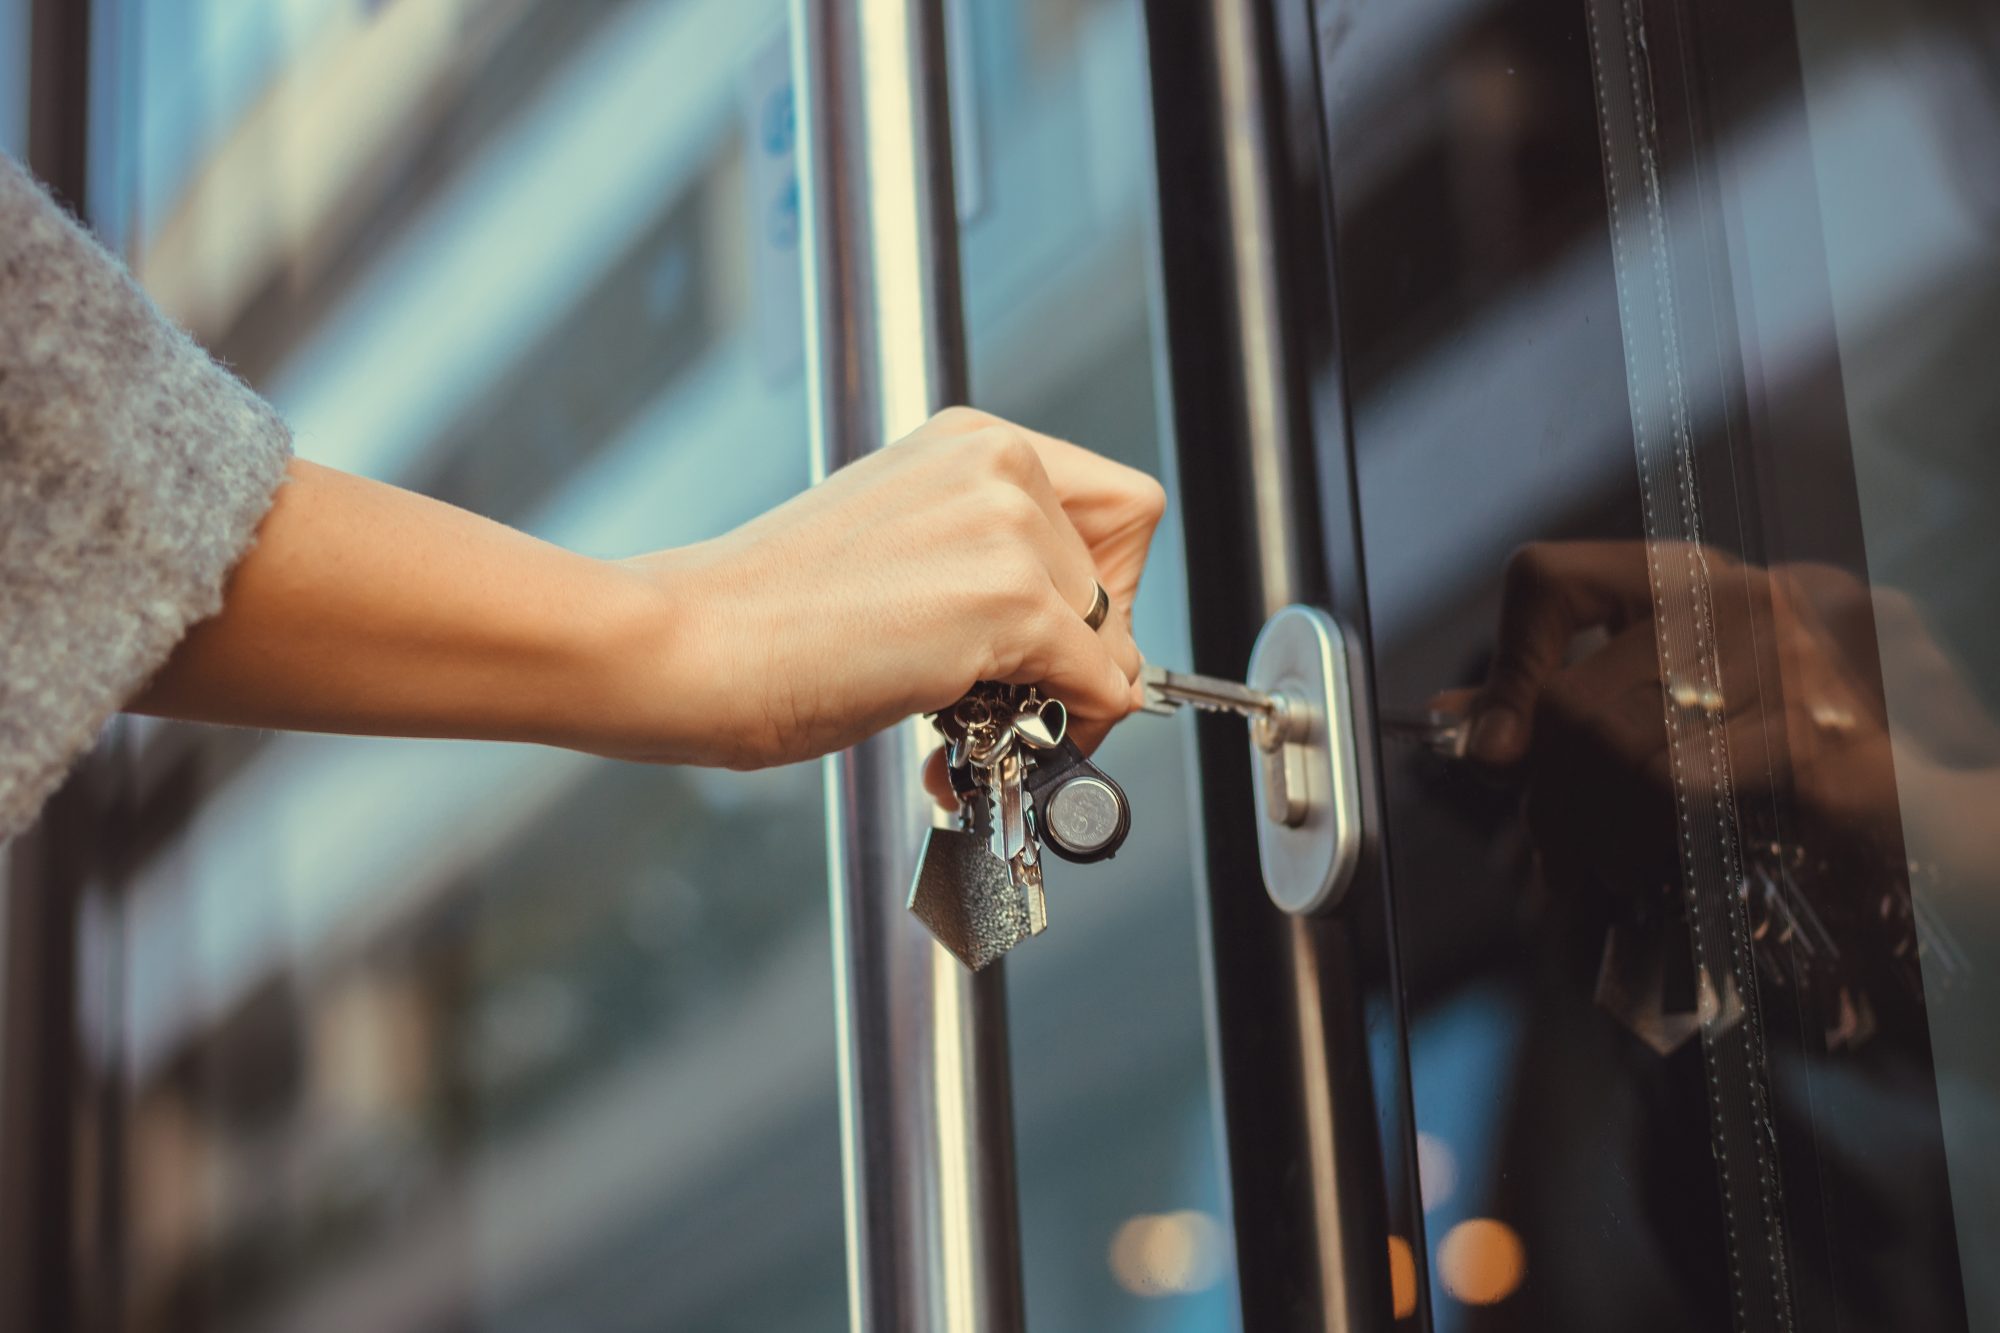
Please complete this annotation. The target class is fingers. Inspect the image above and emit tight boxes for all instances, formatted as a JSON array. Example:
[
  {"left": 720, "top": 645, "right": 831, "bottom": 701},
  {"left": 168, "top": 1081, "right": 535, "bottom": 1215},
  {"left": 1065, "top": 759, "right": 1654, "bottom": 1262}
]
[
  {"left": 931, "top": 408, "right": 1164, "bottom": 637},
  {"left": 1473, "top": 541, "right": 1660, "bottom": 766},
  {"left": 965, "top": 424, "right": 1145, "bottom": 683},
  {"left": 1063, "top": 674, "right": 1149, "bottom": 757},
  {"left": 1013, "top": 422, "right": 1169, "bottom": 612},
  {"left": 1533, "top": 622, "right": 1672, "bottom": 777},
  {"left": 923, "top": 409, "right": 1161, "bottom": 745},
  {"left": 992, "top": 434, "right": 1152, "bottom": 684},
  {"left": 999, "top": 585, "right": 1139, "bottom": 729}
]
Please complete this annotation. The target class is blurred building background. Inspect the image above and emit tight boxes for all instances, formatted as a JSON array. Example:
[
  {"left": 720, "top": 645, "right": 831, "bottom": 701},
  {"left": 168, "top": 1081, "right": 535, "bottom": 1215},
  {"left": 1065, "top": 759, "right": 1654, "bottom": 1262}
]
[
  {"left": 17, "top": 0, "right": 1997, "bottom": 1329},
  {"left": 7, "top": 1, "right": 1238, "bottom": 1330}
]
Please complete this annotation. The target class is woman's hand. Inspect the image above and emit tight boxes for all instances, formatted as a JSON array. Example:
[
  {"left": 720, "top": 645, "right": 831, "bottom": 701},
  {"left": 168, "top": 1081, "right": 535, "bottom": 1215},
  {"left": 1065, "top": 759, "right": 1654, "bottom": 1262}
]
[
  {"left": 614, "top": 408, "right": 1167, "bottom": 769},
  {"left": 135, "top": 410, "right": 1166, "bottom": 774}
]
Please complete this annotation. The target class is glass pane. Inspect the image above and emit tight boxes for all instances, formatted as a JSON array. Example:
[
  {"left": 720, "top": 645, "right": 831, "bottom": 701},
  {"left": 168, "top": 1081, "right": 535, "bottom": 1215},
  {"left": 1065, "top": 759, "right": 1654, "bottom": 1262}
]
[
  {"left": 960, "top": 0, "right": 1239, "bottom": 1328},
  {"left": 0, "top": 0, "right": 24, "bottom": 160},
  {"left": 1318, "top": 0, "right": 2000, "bottom": 1327},
  {"left": 112, "top": 4, "right": 843, "bottom": 1331}
]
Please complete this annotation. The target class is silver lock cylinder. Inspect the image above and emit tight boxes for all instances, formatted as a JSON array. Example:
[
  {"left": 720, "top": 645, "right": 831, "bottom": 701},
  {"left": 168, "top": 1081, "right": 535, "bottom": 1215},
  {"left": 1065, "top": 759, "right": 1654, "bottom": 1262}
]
[{"left": 1245, "top": 606, "right": 1362, "bottom": 915}]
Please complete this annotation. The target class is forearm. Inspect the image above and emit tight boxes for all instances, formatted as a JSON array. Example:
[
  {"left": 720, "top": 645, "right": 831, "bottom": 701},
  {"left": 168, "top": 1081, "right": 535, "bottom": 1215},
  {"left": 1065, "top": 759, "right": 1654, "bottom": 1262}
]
[
  {"left": 129, "top": 410, "right": 1160, "bottom": 775},
  {"left": 131, "top": 460, "right": 685, "bottom": 756}
]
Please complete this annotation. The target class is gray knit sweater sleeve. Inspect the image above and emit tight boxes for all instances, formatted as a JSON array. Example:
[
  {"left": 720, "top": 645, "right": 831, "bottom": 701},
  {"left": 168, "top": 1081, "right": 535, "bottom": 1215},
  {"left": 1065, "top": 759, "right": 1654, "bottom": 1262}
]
[{"left": 1, "top": 155, "right": 291, "bottom": 840}]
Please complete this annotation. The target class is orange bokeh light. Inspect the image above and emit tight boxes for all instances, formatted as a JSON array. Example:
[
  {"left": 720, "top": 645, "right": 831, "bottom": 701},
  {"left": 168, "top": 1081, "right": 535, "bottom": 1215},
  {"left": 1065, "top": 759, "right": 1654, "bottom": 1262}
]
[
  {"left": 1437, "top": 1217, "right": 1526, "bottom": 1306},
  {"left": 1387, "top": 1235, "right": 1419, "bottom": 1319}
]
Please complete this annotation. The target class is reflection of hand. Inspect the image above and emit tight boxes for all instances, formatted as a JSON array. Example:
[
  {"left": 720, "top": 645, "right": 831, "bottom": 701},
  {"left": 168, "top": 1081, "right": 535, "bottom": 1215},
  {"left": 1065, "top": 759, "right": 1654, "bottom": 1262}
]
[
  {"left": 1465, "top": 541, "right": 1977, "bottom": 871},
  {"left": 624, "top": 407, "right": 1167, "bottom": 769}
]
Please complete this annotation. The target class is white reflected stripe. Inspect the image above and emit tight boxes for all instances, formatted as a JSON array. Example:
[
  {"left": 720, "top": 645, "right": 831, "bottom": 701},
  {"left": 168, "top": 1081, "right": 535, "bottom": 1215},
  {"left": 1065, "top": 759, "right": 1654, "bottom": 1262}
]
[
  {"left": 123, "top": 344, "right": 806, "bottom": 1077},
  {"left": 138, "top": 0, "right": 477, "bottom": 335},
  {"left": 268, "top": 0, "right": 786, "bottom": 484},
  {"left": 1361, "top": 55, "right": 1982, "bottom": 644}
]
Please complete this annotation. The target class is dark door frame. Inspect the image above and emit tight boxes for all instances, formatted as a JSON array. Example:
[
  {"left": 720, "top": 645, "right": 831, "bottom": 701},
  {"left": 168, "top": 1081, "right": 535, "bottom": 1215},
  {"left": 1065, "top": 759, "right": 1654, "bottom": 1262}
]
[
  {"left": 3, "top": 6, "right": 131, "bottom": 1331},
  {"left": 1143, "top": 1, "right": 1429, "bottom": 1328}
]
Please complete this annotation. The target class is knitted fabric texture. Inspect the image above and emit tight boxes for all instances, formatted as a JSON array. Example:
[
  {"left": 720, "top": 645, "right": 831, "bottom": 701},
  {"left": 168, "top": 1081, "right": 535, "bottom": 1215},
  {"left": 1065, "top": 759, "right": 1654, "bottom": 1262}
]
[{"left": 1, "top": 154, "right": 291, "bottom": 840}]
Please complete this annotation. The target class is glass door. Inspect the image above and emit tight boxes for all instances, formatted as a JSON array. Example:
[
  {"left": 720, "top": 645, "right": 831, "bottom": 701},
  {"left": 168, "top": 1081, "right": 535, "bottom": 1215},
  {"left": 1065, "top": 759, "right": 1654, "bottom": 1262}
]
[
  {"left": 953, "top": 3, "right": 1242, "bottom": 1327},
  {"left": 40, "top": 2, "right": 1242, "bottom": 1332},
  {"left": 88, "top": 5, "right": 848, "bottom": 1330},
  {"left": 1295, "top": 0, "right": 2000, "bottom": 1327},
  {"left": 0, "top": 0, "right": 25, "bottom": 159}
]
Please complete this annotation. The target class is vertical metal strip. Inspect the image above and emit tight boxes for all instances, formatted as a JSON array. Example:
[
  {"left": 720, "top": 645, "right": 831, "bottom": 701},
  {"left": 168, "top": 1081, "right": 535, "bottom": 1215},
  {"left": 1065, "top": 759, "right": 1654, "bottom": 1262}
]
[
  {"left": 1212, "top": 0, "right": 1305, "bottom": 616},
  {"left": 1583, "top": 2, "right": 1794, "bottom": 1329},
  {"left": 791, "top": 3, "right": 1026, "bottom": 1331},
  {"left": 1210, "top": 2, "right": 1360, "bottom": 1328}
]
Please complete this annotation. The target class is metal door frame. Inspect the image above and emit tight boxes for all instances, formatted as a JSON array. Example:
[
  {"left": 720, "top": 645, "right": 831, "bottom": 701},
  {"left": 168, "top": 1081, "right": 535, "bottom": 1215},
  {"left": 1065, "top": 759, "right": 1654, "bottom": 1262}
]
[
  {"left": 800, "top": 1, "right": 1431, "bottom": 1327},
  {"left": 1142, "top": 1, "right": 1429, "bottom": 1328},
  {"left": 2, "top": 7, "right": 134, "bottom": 1331},
  {"left": 793, "top": 3, "right": 1027, "bottom": 1331}
]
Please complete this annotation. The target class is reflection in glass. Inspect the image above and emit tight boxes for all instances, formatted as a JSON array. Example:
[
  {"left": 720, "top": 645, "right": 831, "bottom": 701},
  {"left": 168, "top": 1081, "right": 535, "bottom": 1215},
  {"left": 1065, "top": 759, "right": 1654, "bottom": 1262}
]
[{"left": 1322, "top": 0, "right": 2000, "bottom": 1326}]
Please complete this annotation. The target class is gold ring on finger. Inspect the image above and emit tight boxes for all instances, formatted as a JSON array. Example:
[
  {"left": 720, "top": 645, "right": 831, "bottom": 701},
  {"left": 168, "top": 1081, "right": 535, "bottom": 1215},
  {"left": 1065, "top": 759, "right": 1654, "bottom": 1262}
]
[{"left": 1082, "top": 579, "right": 1111, "bottom": 632}]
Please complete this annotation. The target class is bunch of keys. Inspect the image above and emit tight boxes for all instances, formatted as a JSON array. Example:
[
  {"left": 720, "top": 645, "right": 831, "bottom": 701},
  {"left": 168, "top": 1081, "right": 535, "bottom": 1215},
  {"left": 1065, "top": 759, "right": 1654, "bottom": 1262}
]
[
  {"left": 908, "top": 607, "right": 1477, "bottom": 970},
  {"left": 908, "top": 682, "right": 1132, "bottom": 970}
]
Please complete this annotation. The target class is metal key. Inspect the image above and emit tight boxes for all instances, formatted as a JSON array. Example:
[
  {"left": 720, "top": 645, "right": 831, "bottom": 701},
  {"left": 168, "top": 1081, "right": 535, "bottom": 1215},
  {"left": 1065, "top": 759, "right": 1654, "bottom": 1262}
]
[
  {"left": 1142, "top": 606, "right": 1368, "bottom": 918},
  {"left": 991, "top": 746, "right": 1048, "bottom": 933},
  {"left": 1140, "top": 664, "right": 1314, "bottom": 825},
  {"left": 909, "top": 682, "right": 1063, "bottom": 968},
  {"left": 1148, "top": 668, "right": 1471, "bottom": 757},
  {"left": 1138, "top": 665, "right": 1282, "bottom": 719},
  {"left": 911, "top": 687, "right": 1030, "bottom": 968},
  {"left": 909, "top": 680, "right": 1144, "bottom": 967},
  {"left": 1380, "top": 705, "right": 1472, "bottom": 761}
]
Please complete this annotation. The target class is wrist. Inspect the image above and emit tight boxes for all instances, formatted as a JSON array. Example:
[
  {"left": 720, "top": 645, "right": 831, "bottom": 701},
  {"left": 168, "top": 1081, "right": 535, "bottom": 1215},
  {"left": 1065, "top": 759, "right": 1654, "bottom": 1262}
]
[{"left": 574, "top": 543, "right": 756, "bottom": 767}]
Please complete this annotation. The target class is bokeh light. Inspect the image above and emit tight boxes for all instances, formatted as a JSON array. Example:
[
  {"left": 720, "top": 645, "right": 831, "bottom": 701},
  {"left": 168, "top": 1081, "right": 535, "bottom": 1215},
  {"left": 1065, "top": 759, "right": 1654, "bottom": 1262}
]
[
  {"left": 1436, "top": 1217, "right": 1526, "bottom": 1305},
  {"left": 1387, "top": 1234, "right": 1419, "bottom": 1319},
  {"left": 1415, "top": 1130, "right": 1457, "bottom": 1212},
  {"left": 1108, "top": 1210, "right": 1231, "bottom": 1297}
]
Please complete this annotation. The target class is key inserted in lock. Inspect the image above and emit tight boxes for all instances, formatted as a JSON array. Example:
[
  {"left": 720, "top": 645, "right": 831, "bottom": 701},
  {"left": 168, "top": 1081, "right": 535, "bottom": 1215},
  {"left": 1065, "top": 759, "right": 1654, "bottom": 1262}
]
[{"left": 1141, "top": 605, "right": 1361, "bottom": 916}]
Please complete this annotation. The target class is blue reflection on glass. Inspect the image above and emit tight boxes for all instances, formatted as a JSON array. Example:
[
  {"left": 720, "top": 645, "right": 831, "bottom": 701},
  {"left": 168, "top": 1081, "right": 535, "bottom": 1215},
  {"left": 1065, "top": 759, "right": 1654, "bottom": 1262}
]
[{"left": 0, "top": 0, "right": 26, "bottom": 159}]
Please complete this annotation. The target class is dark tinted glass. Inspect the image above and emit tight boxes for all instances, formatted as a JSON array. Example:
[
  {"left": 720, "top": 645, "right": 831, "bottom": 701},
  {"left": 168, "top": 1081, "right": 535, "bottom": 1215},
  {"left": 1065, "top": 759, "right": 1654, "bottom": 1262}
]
[{"left": 1318, "top": 0, "right": 2000, "bottom": 1326}]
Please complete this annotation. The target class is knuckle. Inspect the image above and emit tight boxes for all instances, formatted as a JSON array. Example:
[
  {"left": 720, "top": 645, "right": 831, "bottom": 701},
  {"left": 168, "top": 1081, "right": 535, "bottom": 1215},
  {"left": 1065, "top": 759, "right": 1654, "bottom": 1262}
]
[
  {"left": 975, "top": 425, "right": 1041, "bottom": 482},
  {"left": 1792, "top": 560, "right": 1868, "bottom": 621},
  {"left": 931, "top": 405, "right": 995, "bottom": 434},
  {"left": 1498, "top": 544, "right": 1554, "bottom": 617},
  {"left": 1128, "top": 471, "right": 1168, "bottom": 523},
  {"left": 1105, "top": 657, "right": 1137, "bottom": 705},
  {"left": 1696, "top": 541, "right": 1740, "bottom": 572},
  {"left": 1826, "top": 570, "right": 1871, "bottom": 618},
  {"left": 1021, "top": 592, "right": 1074, "bottom": 650},
  {"left": 977, "top": 548, "right": 1048, "bottom": 612},
  {"left": 981, "top": 483, "right": 1045, "bottom": 538},
  {"left": 1504, "top": 541, "right": 1553, "bottom": 587}
]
